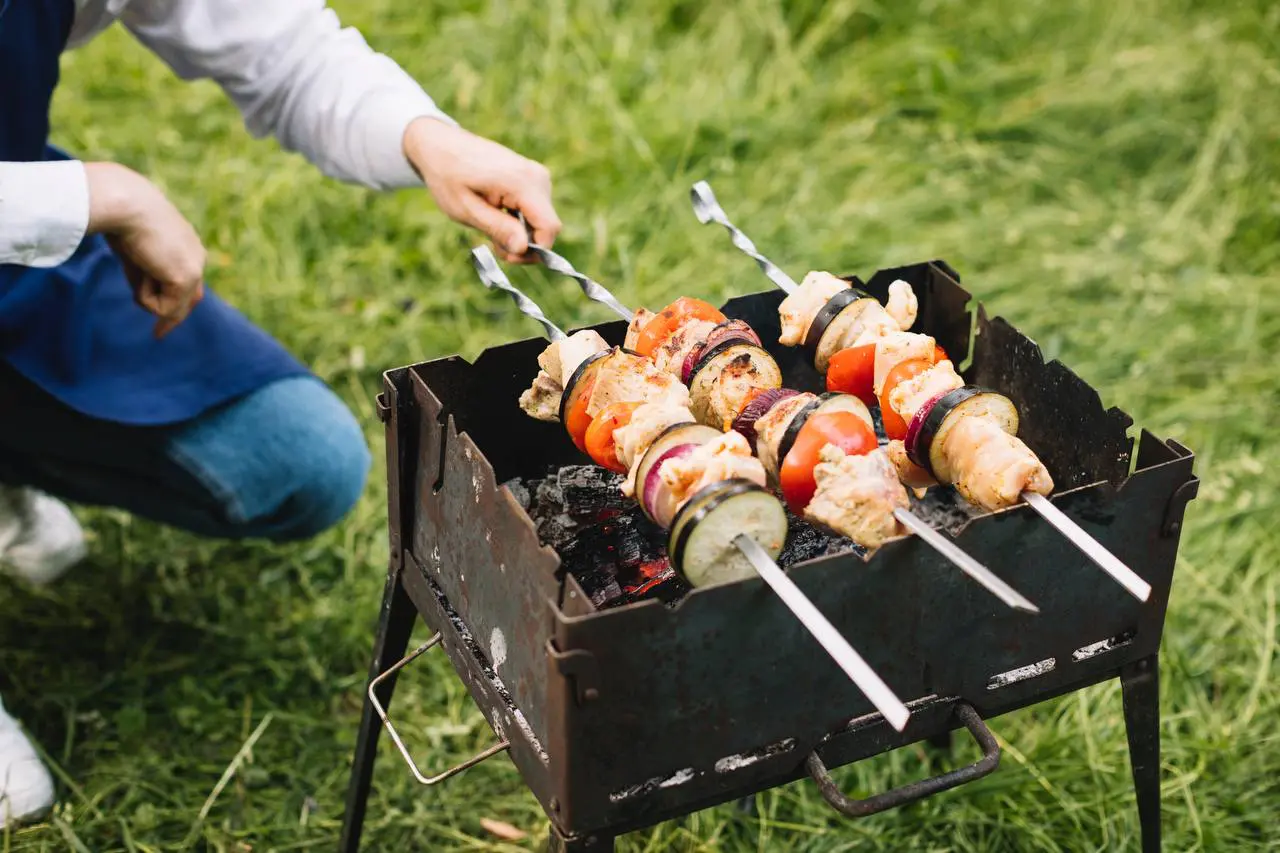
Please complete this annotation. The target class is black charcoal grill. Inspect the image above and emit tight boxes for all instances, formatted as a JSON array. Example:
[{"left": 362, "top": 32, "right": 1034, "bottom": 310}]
[{"left": 338, "top": 261, "right": 1198, "bottom": 852}]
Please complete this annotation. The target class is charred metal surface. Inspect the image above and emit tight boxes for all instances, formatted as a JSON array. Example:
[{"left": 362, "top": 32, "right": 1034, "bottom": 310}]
[
  {"left": 968, "top": 305, "right": 1134, "bottom": 490},
  {"left": 408, "top": 367, "right": 562, "bottom": 745},
  {"left": 353, "top": 264, "right": 1198, "bottom": 850},
  {"left": 398, "top": 551, "right": 556, "bottom": 804}
]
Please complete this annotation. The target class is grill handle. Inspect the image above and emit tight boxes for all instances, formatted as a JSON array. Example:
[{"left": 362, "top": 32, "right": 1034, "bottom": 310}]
[
  {"left": 805, "top": 702, "right": 999, "bottom": 817},
  {"left": 368, "top": 632, "right": 511, "bottom": 785}
]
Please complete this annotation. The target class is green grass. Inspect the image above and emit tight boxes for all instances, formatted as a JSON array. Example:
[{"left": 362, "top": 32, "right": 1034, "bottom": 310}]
[{"left": 2, "top": 0, "right": 1278, "bottom": 849}]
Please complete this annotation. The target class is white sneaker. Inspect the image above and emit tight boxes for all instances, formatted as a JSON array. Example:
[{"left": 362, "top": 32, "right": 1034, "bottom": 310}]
[
  {"left": 0, "top": 698, "right": 54, "bottom": 829},
  {"left": 0, "top": 486, "right": 86, "bottom": 586}
]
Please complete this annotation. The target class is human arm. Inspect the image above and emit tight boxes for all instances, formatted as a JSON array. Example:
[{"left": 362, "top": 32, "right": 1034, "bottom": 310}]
[
  {"left": 0, "top": 159, "right": 205, "bottom": 336},
  {"left": 120, "top": 0, "right": 560, "bottom": 260}
]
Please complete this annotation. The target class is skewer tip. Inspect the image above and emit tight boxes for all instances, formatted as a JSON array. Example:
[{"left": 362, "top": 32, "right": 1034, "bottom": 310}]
[{"left": 690, "top": 180, "right": 719, "bottom": 224}]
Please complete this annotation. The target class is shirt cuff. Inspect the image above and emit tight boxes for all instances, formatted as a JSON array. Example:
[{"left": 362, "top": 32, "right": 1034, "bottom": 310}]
[
  {"left": 0, "top": 160, "right": 90, "bottom": 268},
  {"left": 358, "top": 90, "right": 459, "bottom": 191}
]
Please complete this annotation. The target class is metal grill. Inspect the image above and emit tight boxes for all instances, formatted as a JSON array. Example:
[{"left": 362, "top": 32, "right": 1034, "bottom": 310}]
[{"left": 339, "top": 260, "right": 1197, "bottom": 853}]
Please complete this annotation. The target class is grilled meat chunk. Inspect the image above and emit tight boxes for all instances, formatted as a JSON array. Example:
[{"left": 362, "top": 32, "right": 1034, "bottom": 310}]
[
  {"left": 519, "top": 330, "right": 611, "bottom": 422},
  {"left": 886, "top": 359, "right": 965, "bottom": 422},
  {"left": 778, "top": 271, "right": 848, "bottom": 346},
  {"left": 518, "top": 371, "right": 564, "bottom": 422},
  {"left": 885, "top": 279, "right": 918, "bottom": 330},
  {"left": 939, "top": 416, "right": 1054, "bottom": 510},
  {"left": 616, "top": 402, "right": 698, "bottom": 496},
  {"left": 659, "top": 431, "right": 767, "bottom": 506},
  {"left": 805, "top": 446, "right": 908, "bottom": 549},
  {"left": 586, "top": 351, "right": 690, "bottom": 419}
]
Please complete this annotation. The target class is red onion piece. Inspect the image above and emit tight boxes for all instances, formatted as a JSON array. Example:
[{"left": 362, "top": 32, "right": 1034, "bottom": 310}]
[
  {"left": 641, "top": 443, "right": 700, "bottom": 525},
  {"left": 904, "top": 391, "right": 947, "bottom": 460},
  {"left": 679, "top": 321, "right": 762, "bottom": 384},
  {"left": 731, "top": 387, "right": 801, "bottom": 453}
]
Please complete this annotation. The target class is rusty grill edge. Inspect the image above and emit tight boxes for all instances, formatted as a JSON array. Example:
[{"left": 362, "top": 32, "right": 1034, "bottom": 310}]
[{"left": 340, "top": 261, "right": 1197, "bottom": 853}]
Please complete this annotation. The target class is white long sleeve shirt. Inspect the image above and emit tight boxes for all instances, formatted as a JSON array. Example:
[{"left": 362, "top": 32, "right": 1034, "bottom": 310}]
[{"left": 0, "top": 0, "right": 455, "bottom": 269}]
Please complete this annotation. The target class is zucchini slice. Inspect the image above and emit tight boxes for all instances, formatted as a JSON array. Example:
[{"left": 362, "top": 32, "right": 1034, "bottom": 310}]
[
  {"left": 557, "top": 348, "right": 611, "bottom": 424},
  {"left": 669, "top": 480, "right": 788, "bottom": 588},
  {"left": 802, "top": 283, "right": 872, "bottom": 366},
  {"left": 814, "top": 391, "right": 875, "bottom": 432},
  {"left": 910, "top": 386, "right": 1020, "bottom": 479}
]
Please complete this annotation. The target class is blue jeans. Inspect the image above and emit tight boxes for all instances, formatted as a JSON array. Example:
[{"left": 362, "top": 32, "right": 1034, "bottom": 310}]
[{"left": 0, "top": 363, "right": 371, "bottom": 541}]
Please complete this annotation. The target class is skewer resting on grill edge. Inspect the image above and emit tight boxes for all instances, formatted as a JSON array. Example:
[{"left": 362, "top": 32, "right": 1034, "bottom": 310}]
[
  {"left": 688, "top": 180, "right": 1152, "bottom": 603},
  {"left": 513, "top": 243, "right": 1038, "bottom": 614},
  {"left": 470, "top": 245, "right": 912, "bottom": 732}
]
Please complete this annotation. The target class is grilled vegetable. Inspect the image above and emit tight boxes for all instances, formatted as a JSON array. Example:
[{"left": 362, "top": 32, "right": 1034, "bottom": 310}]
[
  {"left": 877, "top": 357, "right": 935, "bottom": 441},
  {"left": 633, "top": 422, "right": 722, "bottom": 520},
  {"left": 803, "top": 287, "right": 869, "bottom": 365},
  {"left": 680, "top": 319, "right": 762, "bottom": 383},
  {"left": 642, "top": 443, "right": 700, "bottom": 525},
  {"left": 826, "top": 343, "right": 877, "bottom": 405},
  {"left": 907, "top": 386, "right": 1020, "bottom": 479},
  {"left": 828, "top": 342, "right": 949, "bottom": 405},
  {"left": 559, "top": 350, "right": 611, "bottom": 451},
  {"left": 669, "top": 480, "right": 787, "bottom": 588},
  {"left": 814, "top": 391, "right": 875, "bottom": 432},
  {"left": 778, "top": 411, "right": 879, "bottom": 513},
  {"left": 633, "top": 297, "right": 726, "bottom": 358},
  {"left": 731, "top": 387, "right": 801, "bottom": 452},
  {"left": 584, "top": 401, "right": 641, "bottom": 473},
  {"left": 688, "top": 342, "right": 783, "bottom": 428}
]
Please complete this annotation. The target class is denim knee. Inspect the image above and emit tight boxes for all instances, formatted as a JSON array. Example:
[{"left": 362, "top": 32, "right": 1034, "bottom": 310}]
[{"left": 167, "top": 377, "right": 372, "bottom": 542}]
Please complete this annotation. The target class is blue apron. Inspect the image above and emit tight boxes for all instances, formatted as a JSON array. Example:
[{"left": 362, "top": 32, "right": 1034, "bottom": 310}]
[{"left": 0, "top": 0, "right": 311, "bottom": 426}]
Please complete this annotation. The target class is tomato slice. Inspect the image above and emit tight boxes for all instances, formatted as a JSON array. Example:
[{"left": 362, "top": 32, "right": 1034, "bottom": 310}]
[
  {"left": 933, "top": 344, "right": 949, "bottom": 364},
  {"left": 826, "top": 344, "right": 877, "bottom": 405},
  {"left": 877, "top": 358, "right": 934, "bottom": 441},
  {"left": 779, "top": 411, "right": 878, "bottom": 514},
  {"left": 584, "top": 401, "right": 640, "bottom": 473},
  {"left": 564, "top": 377, "right": 597, "bottom": 452},
  {"left": 633, "top": 297, "right": 726, "bottom": 357}
]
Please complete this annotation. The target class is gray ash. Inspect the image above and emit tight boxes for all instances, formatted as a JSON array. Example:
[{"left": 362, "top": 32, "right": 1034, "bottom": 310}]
[{"left": 503, "top": 464, "right": 860, "bottom": 610}]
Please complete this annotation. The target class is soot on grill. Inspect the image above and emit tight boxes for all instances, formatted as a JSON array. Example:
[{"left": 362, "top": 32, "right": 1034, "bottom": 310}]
[{"left": 504, "top": 465, "right": 864, "bottom": 610}]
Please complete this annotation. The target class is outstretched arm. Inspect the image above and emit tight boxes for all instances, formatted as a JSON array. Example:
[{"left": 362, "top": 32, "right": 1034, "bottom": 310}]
[{"left": 121, "top": 0, "right": 559, "bottom": 260}]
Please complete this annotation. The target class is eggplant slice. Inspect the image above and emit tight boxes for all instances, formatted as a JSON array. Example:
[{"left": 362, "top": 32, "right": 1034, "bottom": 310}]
[
  {"left": 669, "top": 480, "right": 788, "bottom": 588},
  {"left": 910, "top": 385, "right": 1020, "bottom": 478}
]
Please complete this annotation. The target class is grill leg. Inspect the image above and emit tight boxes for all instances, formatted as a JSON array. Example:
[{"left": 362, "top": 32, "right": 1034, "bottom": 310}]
[
  {"left": 338, "top": 573, "right": 418, "bottom": 853},
  {"left": 546, "top": 827, "right": 616, "bottom": 852},
  {"left": 1121, "top": 654, "right": 1161, "bottom": 853}
]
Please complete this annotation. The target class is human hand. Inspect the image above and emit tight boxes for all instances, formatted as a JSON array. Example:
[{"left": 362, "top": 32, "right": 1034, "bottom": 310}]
[
  {"left": 403, "top": 118, "right": 562, "bottom": 263},
  {"left": 84, "top": 162, "right": 206, "bottom": 338}
]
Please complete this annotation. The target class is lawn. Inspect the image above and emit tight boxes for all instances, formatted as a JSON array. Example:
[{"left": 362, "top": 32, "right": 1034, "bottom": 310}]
[{"left": 2, "top": 0, "right": 1278, "bottom": 850}]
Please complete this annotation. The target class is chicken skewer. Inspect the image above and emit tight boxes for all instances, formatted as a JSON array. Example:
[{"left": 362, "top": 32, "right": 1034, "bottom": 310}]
[
  {"left": 501, "top": 241, "right": 1038, "bottom": 614},
  {"left": 688, "top": 180, "right": 1151, "bottom": 603},
  {"left": 470, "top": 246, "right": 911, "bottom": 732}
]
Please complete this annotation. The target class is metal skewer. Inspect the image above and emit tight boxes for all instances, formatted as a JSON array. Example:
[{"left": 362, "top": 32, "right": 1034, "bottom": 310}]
[
  {"left": 734, "top": 534, "right": 909, "bottom": 731},
  {"left": 690, "top": 179, "right": 1149, "bottom": 604},
  {"left": 1021, "top": 492, "right": 1151, "bottom": 601},
  {"left": 472, "top": 246, "right": 567, "bottom": 341},
  {"left": 690, "top": 181, "right": 798, "bottom": 294},
  {"left": 517, "top": 246, "right": 1037, "bottom": 613},
  {"left": 469, "top": 245, "right": 912, "bottom": 732}
]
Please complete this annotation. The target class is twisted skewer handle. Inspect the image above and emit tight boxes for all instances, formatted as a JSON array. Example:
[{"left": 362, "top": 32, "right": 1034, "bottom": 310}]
[
  {"left": 690, "top": 180, "right": 798, "bottom": 294},
  {"left": 470, "top": 246, "right": 567, "bottom": 341},
  {"left": 524, "top": 243, "right": 634, "bottom": 322}
]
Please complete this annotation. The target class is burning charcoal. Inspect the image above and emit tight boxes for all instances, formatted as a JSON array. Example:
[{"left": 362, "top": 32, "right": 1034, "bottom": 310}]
[
  {"left": 779, "top": 514, "right": 863, "bottom": 567},
  {"left": 909, "top": 485, "right": 984, "bottom": 537},
  {"left": 555, "top": 465, "right": 631, "bottom": 519}
]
